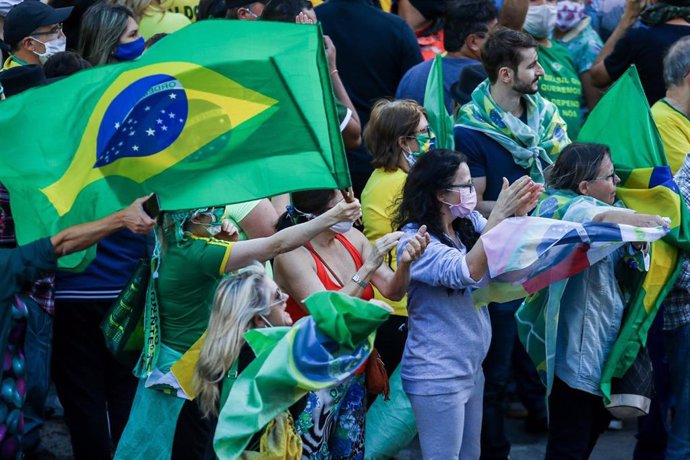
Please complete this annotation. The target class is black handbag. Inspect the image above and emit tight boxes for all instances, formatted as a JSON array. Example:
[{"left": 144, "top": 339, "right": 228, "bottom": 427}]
[
  {"left": 100, "top": 259, "right": 150, "bottom": 367},
  {"left": 606, "top": 346, "right": 654, "bottom": 419}
]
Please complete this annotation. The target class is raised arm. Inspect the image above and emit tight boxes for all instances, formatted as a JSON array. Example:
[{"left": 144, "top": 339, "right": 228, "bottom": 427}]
[
  {"left": 50, "top": 196, "right": 155, "bottom": 257},
  {"left": 589, "top": 0, "right": 643, "bottom": 88},
  {"left": 224, "top": 199, "right": 361, "bottom": 272},
  {"left": 368, "top": 226, "right": 428, "bottom": 300}
]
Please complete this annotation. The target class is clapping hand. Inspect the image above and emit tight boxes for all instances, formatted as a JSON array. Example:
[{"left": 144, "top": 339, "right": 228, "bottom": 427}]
[{"left": 399, "top": 225, "right": 430, "bottom": 264}]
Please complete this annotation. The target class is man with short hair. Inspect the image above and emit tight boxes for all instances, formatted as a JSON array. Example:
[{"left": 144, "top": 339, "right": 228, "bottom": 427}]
[
  {"left": 1, "top": 0, "right": 71, "bottom": 70},
  {"left": 455, "top": 27, "right": 570, "bottom": 460},
  {"left": 396, "top": 0, "right": 498, "bottom": 113}
]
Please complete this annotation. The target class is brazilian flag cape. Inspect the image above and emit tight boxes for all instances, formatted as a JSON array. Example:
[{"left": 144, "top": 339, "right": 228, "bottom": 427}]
[
  {"left": 518, "top": 66, "right": 690, "bottom": 402},
  {"left": 213, "top": 291, "right": 389, "bottom": 458},
  {"left": 0, "top": 21, "right": 350, "bottom": 269}
]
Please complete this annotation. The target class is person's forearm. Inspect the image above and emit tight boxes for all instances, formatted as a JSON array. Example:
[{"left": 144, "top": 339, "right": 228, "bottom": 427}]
[
  {"left": 378, "top": 261, "right": 411, "bottom": 301},
  {"left": 580, "top": 71, "right": 603, "bottom": 110},
  {"left": 50, "top": 211, "right": 125, "bottom": 257},
  {"left": 264, "top": 212, "right": 340, "bottom": 258},
  {"left": 594, "top": 13, "right": 637, "bottom": 67},
  {"left": 465, "top": 238, "right": 490, "bottom": 282},
  {"left": 336, "top": 260, "right": 380, "bottom": 298},
  {"left": 590, "top": 12, "right": 637, "bottom": 87}
]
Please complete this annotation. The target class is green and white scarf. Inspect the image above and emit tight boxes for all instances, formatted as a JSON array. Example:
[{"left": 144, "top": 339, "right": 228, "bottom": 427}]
[{"left": 456, "top": 79, "right": 571, "bottom": 182}]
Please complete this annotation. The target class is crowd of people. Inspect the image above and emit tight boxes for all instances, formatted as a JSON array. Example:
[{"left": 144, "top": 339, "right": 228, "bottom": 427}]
[{"left": 0, "top": 0, "right": 689, "bottom": 459}]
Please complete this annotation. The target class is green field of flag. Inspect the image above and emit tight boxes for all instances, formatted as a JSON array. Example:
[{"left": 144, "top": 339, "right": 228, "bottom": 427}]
[{"left": 0, "top": 20, "right": 350, "bottom": 269}]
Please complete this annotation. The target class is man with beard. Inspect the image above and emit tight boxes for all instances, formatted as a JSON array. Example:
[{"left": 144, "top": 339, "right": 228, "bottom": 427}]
[{"left": 454, "top": 27, "right": 570, "bottom": 460}]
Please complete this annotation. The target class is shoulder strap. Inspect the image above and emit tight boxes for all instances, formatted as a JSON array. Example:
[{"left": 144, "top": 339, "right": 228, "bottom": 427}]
[{"left": 305, "top": 244, "right": 346, "bottom": 287}]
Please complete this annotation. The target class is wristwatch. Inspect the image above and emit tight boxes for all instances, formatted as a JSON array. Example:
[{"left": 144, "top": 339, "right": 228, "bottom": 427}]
[{"left": 351, "top": 273, "right": 368, "bottom": 289}]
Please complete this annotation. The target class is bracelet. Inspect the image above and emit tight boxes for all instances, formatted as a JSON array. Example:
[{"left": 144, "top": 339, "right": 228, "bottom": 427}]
[
  {"left": 351, "top": 273, "right": 368, "bottom": 289},
  {"left": 330, "top": 69, "right": 338, "bottom": 75}
]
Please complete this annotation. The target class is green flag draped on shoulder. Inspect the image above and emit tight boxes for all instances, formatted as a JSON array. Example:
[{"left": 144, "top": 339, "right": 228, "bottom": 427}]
[
  {"left": 213, "top": 291, "right": 388, "bottom": 458},
  {"left": 423, "top": 55, "right": 454, "bottom": 149},
  {"left": 576, "top": 66, "right": 690, "bottom": 401},
  {"left": 0, "top": 21, "right": 350, "bottom": 269}
]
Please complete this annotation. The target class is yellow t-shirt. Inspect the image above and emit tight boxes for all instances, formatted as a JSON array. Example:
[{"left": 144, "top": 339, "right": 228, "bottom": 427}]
[
  {"left": 160, "top": 0, "right": 200, "bottom": 22},
  {"left": 652, "top": 99, "right": 690, "bottom": 174},
  {"left": 139, "top": 7, "right": 191, "bottom": 40},
  {"left": 361, "top": 167, "right": 407, "bottom": 316}
]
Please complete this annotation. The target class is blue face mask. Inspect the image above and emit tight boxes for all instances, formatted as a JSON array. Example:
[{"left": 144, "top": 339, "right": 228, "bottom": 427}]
[{"left": 112, "top": 36, "right": 145, "bottom": 61}]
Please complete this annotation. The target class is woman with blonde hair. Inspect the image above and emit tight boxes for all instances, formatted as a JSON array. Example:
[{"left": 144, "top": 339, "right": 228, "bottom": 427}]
[
  {"left": 111, "top": 0, "right": 190, "bottom": 40},
  {"left": 78, "top": 3, "right": 145, "bottom": 66},
  {"left": 194, "top": 262, "right": 292, "bottom": 419},
  {"left": 167, "top": 262, "right": 293, "bottom": 459},
  {"left": 115, "top": 199, "right": 361, "bottom": 460},
  {"left": 360, "top": 98, "right": 432, "bottom": 374}
]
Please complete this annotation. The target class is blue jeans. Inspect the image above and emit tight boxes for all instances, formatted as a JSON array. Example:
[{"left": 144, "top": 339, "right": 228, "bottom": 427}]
[
  {"left": 665, "top": 321, "right": 690, "bottom": 460},
  {"left": 407, "top": 371, "right": 485, "bottom": 460},
  {"left": 23, "top": 299, "right": 53, "bottom": 452}
]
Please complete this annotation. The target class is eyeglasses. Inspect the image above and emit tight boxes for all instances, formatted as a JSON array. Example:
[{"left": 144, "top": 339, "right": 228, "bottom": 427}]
[
  {"left": 588, "top": 172, "right": 617, "bottom": 184},
  {"left": 409, "top": 126, "right": 432, "bottom": 138},
  {"left": 447, "top": 182, "right": 475, "bottom": 194},
  {"left": 269, "top": 288, "right": 289, "bottom": 307},
  {"left": 31, "top": 23, "right": 63, "bottom": 36}
]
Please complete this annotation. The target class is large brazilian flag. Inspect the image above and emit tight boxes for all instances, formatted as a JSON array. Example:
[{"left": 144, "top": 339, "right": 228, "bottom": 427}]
[
  {"left": 0, "top": 20, "right": 350, "bottom": 269},
  {"left": 578, "top": 66, "right": 690, "bottom": 401}
]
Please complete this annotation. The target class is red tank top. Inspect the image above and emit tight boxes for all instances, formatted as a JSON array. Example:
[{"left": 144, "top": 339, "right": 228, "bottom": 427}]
[{"left": 286, "top": 234, "right": 375, "bottom": 321}]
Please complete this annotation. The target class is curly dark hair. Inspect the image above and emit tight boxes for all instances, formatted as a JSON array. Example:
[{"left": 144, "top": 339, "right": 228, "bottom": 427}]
[{"left": 394, "top": 149, "right": 480, "bottom": 250}]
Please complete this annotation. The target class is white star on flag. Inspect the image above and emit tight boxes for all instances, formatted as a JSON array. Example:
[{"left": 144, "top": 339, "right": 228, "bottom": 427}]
[
  {"left": 146, "top": 128, "right": 155, "bottom": 136},
  {"left": 132, "top": 145, "right": 139, "bottom": 152}
]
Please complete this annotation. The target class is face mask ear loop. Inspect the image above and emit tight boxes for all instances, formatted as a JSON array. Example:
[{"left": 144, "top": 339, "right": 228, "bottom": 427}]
[{"left": 258, "top": 314, "right": 274, "bottom": 328}]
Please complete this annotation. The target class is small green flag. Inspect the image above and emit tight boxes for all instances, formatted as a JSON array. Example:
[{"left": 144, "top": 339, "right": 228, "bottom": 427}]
[
  {"left": 0, "top": 21, "right": 350, "bottom": 269},
  {"left": 423, "top": 55, "right": 454, "bottom": 149}
]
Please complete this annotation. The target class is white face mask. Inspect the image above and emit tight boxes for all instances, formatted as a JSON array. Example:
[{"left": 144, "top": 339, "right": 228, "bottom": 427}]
[
  {"left": 403, "top": 150, "right": 417, "bottom": 167},
  {"left": 31, "top": 36, "right": 66, "bottom": 65},
  {"left": 524, "top": 4, "right": 557, "bottom": 39},
  {"left": 329, "top": 221, "right": 354, "bottom": 234}
]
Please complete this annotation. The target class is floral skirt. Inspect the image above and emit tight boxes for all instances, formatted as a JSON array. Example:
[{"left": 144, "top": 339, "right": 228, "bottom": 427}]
[{"left": 294, "top": 374, "right": 366, "bottom": 460}]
